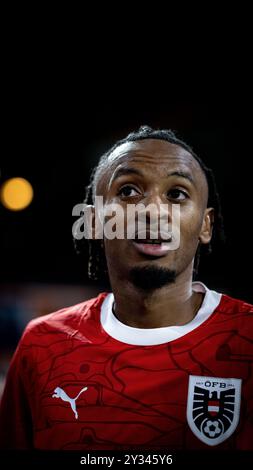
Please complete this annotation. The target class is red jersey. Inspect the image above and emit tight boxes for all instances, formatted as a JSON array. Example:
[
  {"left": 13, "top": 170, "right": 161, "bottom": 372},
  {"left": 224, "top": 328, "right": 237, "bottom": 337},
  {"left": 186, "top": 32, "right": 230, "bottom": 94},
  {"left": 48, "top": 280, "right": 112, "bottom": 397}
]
[{"left": 0, "top": 283, "right": 253, "bottom": 450}]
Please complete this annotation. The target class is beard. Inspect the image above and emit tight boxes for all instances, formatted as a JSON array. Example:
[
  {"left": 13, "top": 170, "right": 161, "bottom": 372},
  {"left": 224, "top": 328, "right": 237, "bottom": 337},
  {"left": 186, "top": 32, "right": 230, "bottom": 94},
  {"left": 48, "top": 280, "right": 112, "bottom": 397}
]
[{"left": 129, "top": 264, "right": 176, "bottom": 291}]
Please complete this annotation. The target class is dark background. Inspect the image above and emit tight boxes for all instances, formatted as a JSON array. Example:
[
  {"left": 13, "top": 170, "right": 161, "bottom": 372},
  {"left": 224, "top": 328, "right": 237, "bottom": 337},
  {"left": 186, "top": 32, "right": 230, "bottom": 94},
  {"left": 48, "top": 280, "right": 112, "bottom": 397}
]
[{"left": 1, "top": 98, "right": 252, "bottom": 302}]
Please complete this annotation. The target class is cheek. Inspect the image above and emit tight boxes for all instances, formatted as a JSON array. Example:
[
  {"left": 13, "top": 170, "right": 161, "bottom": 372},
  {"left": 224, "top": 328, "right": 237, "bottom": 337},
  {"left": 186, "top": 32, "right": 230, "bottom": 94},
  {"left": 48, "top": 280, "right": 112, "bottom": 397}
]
[
  {"left": 179, "top": 207, "right": 204, "bottom": 241},
  {"left": 103, "top": 239, "right": 132, "bottom": 276},
  {"left": 102, "top": 201, "right": 128, "bottom": 239},
  {"left": 104, "top": 238, "right": 128, "bottom": 260}
]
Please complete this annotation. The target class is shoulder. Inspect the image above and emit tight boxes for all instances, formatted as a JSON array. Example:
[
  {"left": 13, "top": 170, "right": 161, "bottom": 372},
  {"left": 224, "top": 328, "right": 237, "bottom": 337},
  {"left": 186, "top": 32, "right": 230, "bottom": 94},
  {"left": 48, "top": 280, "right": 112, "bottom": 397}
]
[
  {"left": 218, "top": 292, "right": 253, "bottom": 315},
  {"left": 7, "top": 292, "right": 110, "bottom": 379},
  {"left": 21, "top": 292, "right": 109, "bottom": 344},
  {"left": 214, "top": 292, "right": 253, "bottom": 340}
]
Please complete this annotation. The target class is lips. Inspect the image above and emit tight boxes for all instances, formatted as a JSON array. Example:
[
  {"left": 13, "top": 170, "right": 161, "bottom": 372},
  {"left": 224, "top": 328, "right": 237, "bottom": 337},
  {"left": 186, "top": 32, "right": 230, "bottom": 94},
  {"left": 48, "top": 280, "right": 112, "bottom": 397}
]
[
  {"left": 132, "top": 229, "right": 172, "bottom": 257},
  {"left": 132, "top": 240, "right": 171, "bottom": 257}
]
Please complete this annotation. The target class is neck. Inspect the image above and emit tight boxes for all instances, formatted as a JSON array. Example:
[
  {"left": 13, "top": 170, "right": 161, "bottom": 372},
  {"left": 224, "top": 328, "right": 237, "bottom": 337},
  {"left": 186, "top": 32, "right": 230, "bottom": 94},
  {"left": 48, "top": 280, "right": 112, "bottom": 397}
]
[{"left": 110, "top": 265, "right": 203, "bottom": 328}]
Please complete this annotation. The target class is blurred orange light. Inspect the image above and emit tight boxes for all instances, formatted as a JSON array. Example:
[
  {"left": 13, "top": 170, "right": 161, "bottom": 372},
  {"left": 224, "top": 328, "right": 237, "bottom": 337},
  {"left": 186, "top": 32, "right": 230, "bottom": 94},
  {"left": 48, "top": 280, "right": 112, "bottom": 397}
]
[{"left": 1, "top": 177, "right": 34, "bottom": 211}]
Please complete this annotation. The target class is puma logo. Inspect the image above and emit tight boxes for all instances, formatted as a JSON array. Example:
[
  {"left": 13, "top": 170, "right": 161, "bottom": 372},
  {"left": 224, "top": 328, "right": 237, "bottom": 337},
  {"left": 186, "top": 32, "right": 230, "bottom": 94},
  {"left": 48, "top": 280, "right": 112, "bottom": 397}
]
[{"left": 52, "top": 386, "right": 88, "bottom": 419}]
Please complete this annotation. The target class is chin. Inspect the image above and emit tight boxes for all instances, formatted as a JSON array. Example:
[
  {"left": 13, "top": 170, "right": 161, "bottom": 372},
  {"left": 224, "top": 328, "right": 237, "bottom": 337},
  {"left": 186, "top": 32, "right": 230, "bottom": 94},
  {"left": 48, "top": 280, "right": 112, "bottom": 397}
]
[{"left": 129, "top": 264, "right": 177, "bottom": 291}]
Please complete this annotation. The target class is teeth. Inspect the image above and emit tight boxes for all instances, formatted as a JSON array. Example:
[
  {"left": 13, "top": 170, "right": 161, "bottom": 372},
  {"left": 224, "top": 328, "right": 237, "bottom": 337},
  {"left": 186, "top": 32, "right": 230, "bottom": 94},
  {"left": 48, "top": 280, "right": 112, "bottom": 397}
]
[{"left": 136, "top": 240, "right": 161, "bottom": 244}]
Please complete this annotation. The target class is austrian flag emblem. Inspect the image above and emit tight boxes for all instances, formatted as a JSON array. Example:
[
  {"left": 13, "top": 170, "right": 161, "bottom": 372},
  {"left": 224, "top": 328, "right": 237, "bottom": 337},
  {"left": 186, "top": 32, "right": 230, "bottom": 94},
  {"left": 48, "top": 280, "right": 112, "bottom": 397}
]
[{"left": 187, "top": 375, "right": 242, "bottom": 446}]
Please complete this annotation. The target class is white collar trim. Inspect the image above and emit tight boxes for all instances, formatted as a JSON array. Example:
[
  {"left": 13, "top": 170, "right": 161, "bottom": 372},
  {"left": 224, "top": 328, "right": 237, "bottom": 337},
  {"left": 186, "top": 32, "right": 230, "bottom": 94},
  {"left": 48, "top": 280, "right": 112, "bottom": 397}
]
[{"left": 100, "top": 282, "right": 222, "bottom": 346}]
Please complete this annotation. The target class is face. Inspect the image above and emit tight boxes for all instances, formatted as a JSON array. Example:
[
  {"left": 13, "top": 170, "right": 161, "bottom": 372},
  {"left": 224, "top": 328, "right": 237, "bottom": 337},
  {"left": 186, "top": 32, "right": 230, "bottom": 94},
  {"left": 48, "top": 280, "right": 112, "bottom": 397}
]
[{"left": 95, "top": 139, "right": 213, "bottom": 289}]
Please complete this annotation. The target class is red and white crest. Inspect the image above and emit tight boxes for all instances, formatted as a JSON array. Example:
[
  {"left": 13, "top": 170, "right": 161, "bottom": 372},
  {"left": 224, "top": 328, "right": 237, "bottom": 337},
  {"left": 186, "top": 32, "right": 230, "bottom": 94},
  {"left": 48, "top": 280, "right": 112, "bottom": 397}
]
[{"left": 187, "top": 375, "right": 242, "bottom": 446}]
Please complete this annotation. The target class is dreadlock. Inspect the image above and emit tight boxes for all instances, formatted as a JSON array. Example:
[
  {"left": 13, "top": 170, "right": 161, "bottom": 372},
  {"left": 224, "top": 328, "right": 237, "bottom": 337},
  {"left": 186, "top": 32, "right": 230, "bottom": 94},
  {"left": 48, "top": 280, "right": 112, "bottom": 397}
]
[{"left": 75, "top": 125, "right": 225, "bottom": 282}]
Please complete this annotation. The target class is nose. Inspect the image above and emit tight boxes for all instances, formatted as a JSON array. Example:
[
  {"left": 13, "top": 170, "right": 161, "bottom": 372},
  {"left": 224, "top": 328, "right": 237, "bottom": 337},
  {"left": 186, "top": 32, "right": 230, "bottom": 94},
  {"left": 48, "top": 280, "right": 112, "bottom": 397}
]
[
  {"left": 139, "top": 190, "right": 172, "bottom": 225},
  {"left": 142, "top": 191, "right": 171, "bottom": 221}
]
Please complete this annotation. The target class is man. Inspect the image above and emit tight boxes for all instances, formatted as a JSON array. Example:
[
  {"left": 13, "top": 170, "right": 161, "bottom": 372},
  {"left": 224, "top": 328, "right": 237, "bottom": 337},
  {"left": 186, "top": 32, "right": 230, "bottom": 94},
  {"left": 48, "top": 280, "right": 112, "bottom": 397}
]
[{"left": 0, "top": 126, "right": 252, "bottom": 450}]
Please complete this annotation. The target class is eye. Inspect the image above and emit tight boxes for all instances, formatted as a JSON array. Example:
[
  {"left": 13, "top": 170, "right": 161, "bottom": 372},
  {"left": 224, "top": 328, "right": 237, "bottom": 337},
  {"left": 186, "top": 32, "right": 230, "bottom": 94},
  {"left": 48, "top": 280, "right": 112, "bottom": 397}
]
[
  {"left": 117, "top": 185, "right": 141, "bottom": 198},
  {"left": 167, "top": 188, "right": 189, "bottom": 201}
]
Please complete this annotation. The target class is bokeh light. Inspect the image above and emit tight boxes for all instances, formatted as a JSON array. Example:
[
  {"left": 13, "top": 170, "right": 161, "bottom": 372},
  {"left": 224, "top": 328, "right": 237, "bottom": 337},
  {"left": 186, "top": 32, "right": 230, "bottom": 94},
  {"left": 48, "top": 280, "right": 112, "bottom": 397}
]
[{"left": 0, "top": 177, "right": 34, "bottom": 211}]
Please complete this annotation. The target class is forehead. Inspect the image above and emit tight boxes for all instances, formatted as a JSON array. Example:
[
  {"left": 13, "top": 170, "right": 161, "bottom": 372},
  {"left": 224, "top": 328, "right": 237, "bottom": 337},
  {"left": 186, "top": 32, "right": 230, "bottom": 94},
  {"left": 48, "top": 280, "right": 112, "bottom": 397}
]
[{"left": 96, "top": 139, "right": 206, "bottom": 193}]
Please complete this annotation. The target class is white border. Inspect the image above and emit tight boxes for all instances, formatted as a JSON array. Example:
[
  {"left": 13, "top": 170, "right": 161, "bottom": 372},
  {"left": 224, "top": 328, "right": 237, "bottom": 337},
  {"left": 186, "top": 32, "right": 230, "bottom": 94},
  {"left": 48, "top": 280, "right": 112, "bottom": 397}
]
[{"left": 100, "top": 282, "right": 222, "bottom": 346}]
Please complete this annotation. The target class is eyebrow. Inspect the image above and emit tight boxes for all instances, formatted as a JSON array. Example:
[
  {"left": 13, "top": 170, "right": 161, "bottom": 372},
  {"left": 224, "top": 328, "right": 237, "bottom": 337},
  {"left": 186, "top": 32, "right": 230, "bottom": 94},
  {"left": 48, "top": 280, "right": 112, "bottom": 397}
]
[
  {"left": 110, "top": 166, "right": 194, "bottom": 185},
  {"left": 167, "top": 170, "right": 194, "bottom": 184},
  {"left": 110, "top": 167, "right": 143, "bottom": 182}
]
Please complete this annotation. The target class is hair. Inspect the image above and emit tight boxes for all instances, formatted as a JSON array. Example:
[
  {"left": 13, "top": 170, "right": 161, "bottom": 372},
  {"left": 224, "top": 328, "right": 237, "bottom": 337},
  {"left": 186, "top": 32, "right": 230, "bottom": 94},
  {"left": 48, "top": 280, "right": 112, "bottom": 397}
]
[{"left": 75, "top": 125, "right": 225, "bottom": 282}]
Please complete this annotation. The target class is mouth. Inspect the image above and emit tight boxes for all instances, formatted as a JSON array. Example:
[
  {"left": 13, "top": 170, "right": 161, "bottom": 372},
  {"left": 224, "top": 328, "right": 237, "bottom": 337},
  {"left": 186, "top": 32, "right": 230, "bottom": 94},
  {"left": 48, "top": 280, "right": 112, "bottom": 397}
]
[{"left": 132, "top": 236, "right": 172, "bottom": 258}]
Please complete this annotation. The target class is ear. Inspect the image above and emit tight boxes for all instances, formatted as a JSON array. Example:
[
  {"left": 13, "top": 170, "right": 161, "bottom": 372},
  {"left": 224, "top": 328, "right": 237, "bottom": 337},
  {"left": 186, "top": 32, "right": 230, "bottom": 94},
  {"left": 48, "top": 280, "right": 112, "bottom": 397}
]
[
  {"left": 199, "top": 208, "right": 214, "bottom": 245},
  {"left": 81, "top": 204, "right": 97, "bottom": 240},
  {"left": 72, "top": 203, "right": 99, "bottom": 241}
]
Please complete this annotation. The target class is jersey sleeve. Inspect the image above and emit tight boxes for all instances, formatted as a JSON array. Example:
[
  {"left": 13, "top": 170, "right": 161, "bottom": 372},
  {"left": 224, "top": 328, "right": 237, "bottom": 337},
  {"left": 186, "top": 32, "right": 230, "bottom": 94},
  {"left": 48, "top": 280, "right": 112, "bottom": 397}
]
[{"left": 0, "top": 326, "right": 34, "bottom": 449}]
